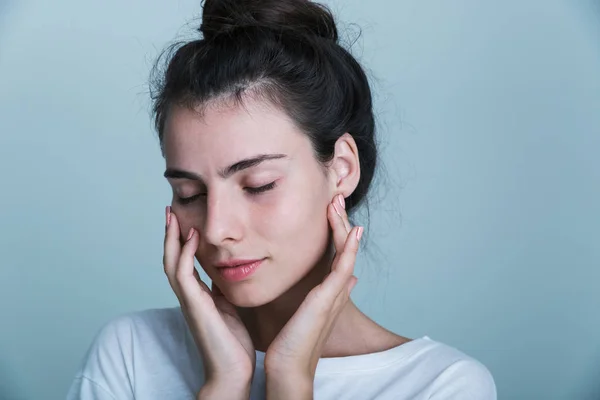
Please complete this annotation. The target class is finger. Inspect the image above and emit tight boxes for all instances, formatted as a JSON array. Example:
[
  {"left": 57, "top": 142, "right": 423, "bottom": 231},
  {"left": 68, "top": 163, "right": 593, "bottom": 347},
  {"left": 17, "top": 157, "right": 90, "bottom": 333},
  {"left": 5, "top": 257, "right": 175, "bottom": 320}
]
[
  {"left": 163, "top": 208, "right": 182, "bottom": 288},
  {"left": 329, "top": 202, "right": 349, "bottom": 253},
  {"left": 309, "top": 227, "right": 360, "bottom": 312},
  {"left": 175, "top": 229, "right": 207, "bottom": 306},
  {"left": 326, "top": 226, "right": 362, "bottom": 289},
  {"left": 176, "top": 228, "right": 200, "bottom": 292},
  {"left": 336, "top": 195, "right": 352, "bottom": 234}
]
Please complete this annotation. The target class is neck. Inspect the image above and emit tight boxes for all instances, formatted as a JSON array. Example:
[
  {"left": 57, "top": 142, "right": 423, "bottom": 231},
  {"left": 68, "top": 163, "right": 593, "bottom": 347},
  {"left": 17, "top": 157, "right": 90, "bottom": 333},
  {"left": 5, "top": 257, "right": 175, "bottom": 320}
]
[
  {"left": 234, "top": 239, "right": 402, "bottom": 357},
  {"left": 236, "top": 239, "right": 337, "bottom": 352}
]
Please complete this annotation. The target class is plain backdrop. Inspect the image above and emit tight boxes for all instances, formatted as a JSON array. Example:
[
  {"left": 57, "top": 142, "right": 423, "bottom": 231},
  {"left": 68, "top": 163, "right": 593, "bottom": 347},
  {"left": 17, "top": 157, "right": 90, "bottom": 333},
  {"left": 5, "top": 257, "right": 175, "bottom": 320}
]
[{"left": 1, "top": 1, "right": 599, "bottom": 399}]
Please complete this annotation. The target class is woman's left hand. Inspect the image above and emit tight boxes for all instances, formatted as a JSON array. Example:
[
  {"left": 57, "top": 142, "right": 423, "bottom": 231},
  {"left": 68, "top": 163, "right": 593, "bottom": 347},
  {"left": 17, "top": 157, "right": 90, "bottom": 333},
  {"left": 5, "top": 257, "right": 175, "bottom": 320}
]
[{"left": 264, "top": 194, "right": 362, "bottom": 397}]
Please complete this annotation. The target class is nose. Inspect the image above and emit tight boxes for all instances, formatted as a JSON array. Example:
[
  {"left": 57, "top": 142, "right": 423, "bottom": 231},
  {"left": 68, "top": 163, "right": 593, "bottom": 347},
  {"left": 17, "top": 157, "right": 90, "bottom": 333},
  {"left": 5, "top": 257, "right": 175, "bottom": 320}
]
[{"left": 202, "top": 190, "right": 243, "bottom": 246}]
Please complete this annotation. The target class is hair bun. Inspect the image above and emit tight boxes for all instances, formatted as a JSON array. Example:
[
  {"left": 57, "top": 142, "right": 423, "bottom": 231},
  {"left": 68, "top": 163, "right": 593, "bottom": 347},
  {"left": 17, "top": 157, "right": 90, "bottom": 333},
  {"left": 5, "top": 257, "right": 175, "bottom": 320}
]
[{"left": 199, "top": 0, "right": 338, "bottom": 42}]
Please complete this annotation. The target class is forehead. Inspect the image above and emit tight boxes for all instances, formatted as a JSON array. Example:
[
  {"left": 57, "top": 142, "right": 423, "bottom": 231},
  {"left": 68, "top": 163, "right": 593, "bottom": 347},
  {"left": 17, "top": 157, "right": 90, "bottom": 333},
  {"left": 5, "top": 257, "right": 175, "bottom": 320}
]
[{"left": 162, "top": 99, "right": 306, "bottom": 164}]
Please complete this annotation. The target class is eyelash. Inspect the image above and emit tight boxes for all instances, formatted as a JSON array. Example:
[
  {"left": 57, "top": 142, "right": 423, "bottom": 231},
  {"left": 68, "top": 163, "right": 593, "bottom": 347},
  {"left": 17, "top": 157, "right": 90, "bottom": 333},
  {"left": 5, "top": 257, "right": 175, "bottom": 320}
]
[{"left": 177, "top": 181, "right": 277, "bottom": 205}]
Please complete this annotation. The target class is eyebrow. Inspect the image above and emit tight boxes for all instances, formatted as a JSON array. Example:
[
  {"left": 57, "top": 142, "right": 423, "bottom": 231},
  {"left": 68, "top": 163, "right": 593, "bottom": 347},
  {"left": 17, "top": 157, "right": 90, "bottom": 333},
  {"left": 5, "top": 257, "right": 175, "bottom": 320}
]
[{"left": 164, "top": 153, "right": 287, "bottom": 181}]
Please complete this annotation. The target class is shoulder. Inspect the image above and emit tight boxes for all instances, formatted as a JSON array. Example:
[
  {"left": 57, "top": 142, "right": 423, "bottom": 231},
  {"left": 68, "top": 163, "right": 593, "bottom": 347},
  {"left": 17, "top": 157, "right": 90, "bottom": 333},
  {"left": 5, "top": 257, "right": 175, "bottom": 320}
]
[
  {"left": 105, "top": 306, "right": 185, "bottom": 333},
  {"left": 85, "top": 307, "right": 186, "bottom": 354},
  {"left": 67, "top": 307, "right": 188, "bottom": 400},
  {"left": 126, "top": 306, "right": 186, "bottom": 337},
  {"left": 419, "top": 337, "right": 497, "bottom": 400},
  {"left": 313, "top": 336, "right": 496, "bottom": 399}
]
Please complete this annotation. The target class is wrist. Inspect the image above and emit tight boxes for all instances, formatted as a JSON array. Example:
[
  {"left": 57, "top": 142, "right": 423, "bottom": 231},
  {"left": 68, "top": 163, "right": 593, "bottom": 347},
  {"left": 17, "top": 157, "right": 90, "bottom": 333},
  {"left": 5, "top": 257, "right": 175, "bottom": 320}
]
[
  {"left": 266, "top": 371, "right": 313, "bottom": 400},
  {"left": 197, "top": 379, "right": 252, "bottom": 400}
]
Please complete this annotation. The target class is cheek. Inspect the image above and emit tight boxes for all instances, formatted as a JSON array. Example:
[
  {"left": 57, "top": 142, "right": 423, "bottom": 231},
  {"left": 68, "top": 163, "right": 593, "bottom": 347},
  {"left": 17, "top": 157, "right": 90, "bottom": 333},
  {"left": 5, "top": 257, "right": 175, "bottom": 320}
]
[
  {"left": 254, "top": 182, "right": 329, "bottom": 259},
  {"left": 171, "top": 206, "right": 202, "bottom": 242}
]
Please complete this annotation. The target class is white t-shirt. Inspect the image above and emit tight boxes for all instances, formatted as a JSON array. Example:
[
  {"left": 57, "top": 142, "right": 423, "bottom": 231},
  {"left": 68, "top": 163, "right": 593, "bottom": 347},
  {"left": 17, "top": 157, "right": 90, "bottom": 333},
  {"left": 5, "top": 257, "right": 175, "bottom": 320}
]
[{"left": 66, "top": 307, "right": 497, "bottom": 400}]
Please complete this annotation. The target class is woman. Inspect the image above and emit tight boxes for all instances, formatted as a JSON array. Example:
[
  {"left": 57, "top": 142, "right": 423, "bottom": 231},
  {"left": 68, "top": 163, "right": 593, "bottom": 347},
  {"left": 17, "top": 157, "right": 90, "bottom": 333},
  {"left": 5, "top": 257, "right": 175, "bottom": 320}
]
[{"left": 67, "top": 0, "right": 497, "bottom": 398}]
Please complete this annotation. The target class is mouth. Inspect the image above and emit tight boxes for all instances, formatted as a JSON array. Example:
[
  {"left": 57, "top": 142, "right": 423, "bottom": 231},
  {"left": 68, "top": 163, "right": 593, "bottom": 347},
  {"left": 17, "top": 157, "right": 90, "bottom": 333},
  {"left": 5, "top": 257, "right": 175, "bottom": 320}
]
[{"left": 215, "top": 258, "right": 265, "bottom": 282}]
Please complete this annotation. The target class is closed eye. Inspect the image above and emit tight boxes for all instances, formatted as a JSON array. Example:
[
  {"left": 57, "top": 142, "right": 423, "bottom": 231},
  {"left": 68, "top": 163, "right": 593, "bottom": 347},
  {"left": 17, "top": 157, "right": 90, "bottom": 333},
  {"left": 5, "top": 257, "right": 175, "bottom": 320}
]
[{"left": 176, "top": 181, "right": 277, "bottom": 205}]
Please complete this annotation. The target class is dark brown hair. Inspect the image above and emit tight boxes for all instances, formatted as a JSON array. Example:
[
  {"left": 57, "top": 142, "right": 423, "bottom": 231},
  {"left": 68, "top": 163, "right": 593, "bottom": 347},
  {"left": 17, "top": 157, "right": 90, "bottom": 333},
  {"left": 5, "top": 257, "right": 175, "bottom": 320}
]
[{"left": 150, "top": 0, "right": 377, "bottom": 214}]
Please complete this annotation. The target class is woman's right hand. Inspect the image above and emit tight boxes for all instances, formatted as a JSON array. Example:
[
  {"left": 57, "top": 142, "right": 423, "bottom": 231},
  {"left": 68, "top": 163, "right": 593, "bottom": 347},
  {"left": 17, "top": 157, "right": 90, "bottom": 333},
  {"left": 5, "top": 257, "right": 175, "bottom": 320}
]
[{"left": 163, "top": 206, "right": 256, "bottom": 399}]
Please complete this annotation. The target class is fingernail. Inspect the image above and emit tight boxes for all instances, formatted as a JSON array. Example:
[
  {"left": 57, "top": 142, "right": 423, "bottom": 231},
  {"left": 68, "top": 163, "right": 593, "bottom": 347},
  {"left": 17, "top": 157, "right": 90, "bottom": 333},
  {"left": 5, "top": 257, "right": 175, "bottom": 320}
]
[
  {"left": 165, "top": 206, "right": 171, "bottom": 228},
  {"left": 187, "top": 228, "right": 194, "bottom": 241},
  {"left": 338, "top": 194, "right": 345, "bottom": 210},
  {"left": 356, "top": 227, "right": 363, "bottom": 241},
  {"left": 332, "top": 201, "right": 342, "bottom": 216}
]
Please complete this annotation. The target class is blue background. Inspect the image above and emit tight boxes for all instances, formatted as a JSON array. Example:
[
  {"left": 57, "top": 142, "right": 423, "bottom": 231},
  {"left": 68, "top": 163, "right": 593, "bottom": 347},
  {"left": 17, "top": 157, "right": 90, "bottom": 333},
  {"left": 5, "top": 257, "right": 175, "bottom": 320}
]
[{"left": 1, "top": 1, "right": 599, "bottom": 399}]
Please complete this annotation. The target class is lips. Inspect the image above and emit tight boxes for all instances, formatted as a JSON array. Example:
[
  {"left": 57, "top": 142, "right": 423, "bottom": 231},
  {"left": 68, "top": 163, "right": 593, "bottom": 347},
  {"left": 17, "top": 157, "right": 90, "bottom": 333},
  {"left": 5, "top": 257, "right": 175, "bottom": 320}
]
[
  {"left": 215, "top": 258, "right": 265, "bottom": 282},
  {"left": 214, "top": 258, "right": 264, "bottom": 268}
]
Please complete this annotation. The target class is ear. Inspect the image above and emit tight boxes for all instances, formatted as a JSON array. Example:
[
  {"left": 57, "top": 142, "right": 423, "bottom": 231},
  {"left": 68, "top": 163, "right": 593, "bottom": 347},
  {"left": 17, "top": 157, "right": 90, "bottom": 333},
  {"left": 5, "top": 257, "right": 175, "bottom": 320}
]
[{"left": 328, "top": 133, "right": 361, "bottom": 199}]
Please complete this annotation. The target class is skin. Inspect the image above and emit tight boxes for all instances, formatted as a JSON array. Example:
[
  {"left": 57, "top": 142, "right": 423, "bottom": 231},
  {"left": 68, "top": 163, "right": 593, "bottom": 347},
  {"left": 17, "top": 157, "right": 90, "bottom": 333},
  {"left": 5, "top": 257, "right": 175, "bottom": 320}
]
[{"left": 162, "top": 96, "right": 411, "bottom": 398}]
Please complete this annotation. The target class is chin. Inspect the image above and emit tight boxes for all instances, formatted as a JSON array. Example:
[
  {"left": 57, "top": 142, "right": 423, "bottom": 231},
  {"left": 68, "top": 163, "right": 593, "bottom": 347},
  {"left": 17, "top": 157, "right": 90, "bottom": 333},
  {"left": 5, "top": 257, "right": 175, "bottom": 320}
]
[{"left": 222, "top": 284, "right": 280, "bottom": 308}]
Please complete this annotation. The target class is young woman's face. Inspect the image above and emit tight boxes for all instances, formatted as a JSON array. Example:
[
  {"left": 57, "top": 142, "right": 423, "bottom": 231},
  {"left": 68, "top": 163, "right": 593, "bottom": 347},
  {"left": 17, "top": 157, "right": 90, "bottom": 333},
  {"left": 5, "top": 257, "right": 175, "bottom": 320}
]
[{"left": 163, "top": 98, "right": 335, "bottom": 307}]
